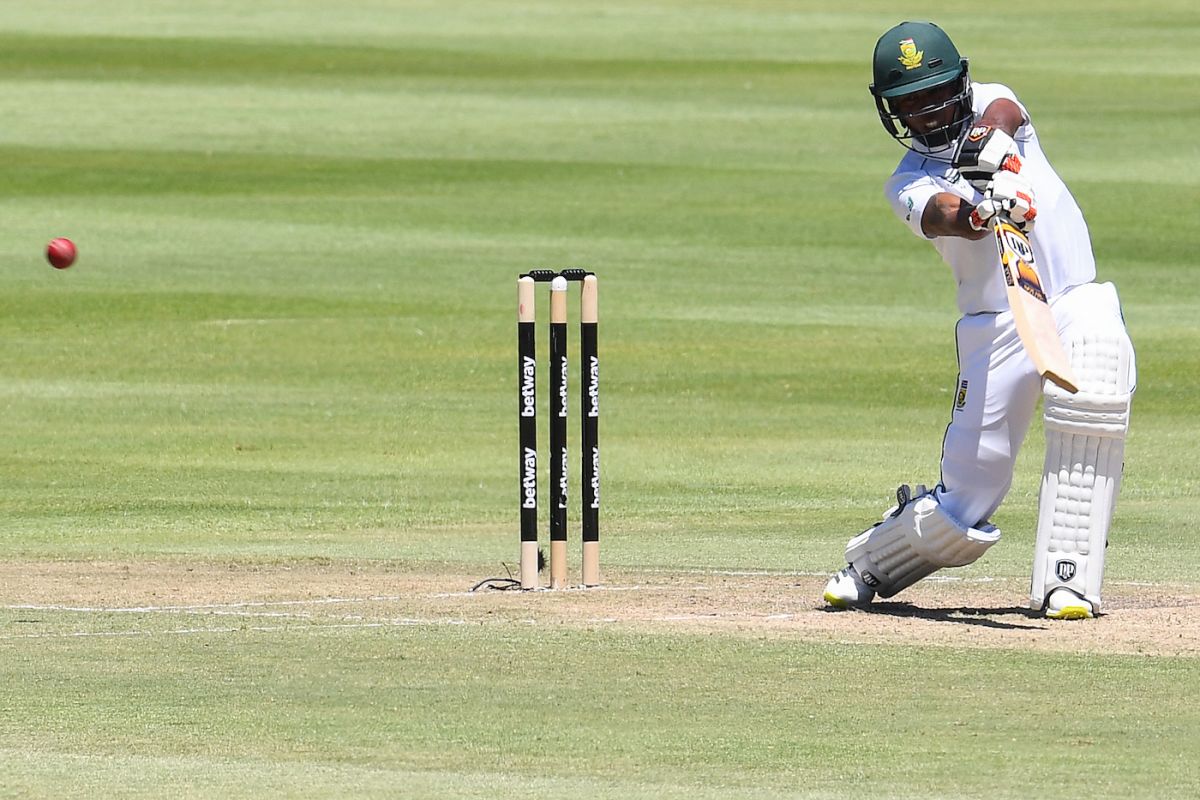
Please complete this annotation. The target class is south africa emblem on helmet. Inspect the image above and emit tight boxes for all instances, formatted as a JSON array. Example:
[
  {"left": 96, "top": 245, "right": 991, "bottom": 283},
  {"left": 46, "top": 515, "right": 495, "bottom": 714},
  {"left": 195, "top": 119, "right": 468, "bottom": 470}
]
[{"left": 897, "top": 38, "right": 923, "bottom": 70}]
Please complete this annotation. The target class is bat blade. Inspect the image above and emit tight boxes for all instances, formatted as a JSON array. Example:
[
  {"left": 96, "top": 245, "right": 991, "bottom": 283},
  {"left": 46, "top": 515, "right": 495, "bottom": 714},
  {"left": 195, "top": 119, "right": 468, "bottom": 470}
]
[{"left": 992, "top": 219, "right": 1079, "bottom": 394}]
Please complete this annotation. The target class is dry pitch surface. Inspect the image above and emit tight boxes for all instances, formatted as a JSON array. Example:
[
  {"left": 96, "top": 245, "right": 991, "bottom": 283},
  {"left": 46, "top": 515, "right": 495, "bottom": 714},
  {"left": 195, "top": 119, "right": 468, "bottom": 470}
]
[{"left": 3, "top": 561, "right": 1196, "bottom": 658}]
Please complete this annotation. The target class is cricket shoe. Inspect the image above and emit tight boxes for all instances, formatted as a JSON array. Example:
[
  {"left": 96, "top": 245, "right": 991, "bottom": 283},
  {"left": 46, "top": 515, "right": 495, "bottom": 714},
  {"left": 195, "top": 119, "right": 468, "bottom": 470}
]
[
  {"left": 1044, "top": 588, "right": 1094, "bottom": 620},
  {"left": 823, "top": 566, "right": 875, "bottom": 609}
]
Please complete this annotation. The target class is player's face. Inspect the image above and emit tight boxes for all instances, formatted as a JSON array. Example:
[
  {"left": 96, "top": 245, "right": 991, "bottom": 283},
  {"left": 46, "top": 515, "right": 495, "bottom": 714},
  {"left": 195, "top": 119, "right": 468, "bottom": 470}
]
[
  {"left": 872, "top": 68, "right": 973, "bottom": 156},
  {"left": 892, "top": 82, "right": 961, "bottom": 136}
]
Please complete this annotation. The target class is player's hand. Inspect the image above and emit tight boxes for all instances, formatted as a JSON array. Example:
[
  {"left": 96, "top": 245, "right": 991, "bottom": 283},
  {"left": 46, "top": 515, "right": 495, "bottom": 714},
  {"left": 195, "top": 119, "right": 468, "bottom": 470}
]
[
  {"left": 989, "top": 171, "right": 1037, "bottom": 231},
  {"left": 954, "top": 125, "right": 1022, "bottom": 186},
  {"left": 968, "top": 197, "right": 1008, "bottom": 232},
  {"left": 968, "top": 173, "right": 1037, "bottom": 233}
]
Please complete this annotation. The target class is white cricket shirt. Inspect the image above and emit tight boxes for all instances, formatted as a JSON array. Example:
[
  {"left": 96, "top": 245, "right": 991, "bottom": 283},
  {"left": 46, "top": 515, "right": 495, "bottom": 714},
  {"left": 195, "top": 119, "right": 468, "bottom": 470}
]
[{"left": 885, "top": 82, "right": 1097, "bottom": 315}]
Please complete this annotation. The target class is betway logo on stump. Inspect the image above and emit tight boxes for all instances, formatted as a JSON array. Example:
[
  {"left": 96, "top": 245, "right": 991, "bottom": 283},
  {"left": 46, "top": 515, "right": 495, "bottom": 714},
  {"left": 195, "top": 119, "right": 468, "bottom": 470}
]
[
  {"left": 558, "top": 449, "right": 569, "bottom": 506},
  {"left": 520, "top": 356, "right": 536, "bottom": 417},
  {"left": 586, "top": 355, "right": 599, "bottom": 417},
  {"left": 589, "top": 446, "right": 600, "bottom": 508},
  {"left": 522, "top": 447, "right": 537, "bottom": 509},
  {"left": 557, "top": 356, "right": 568, "bottom": 416}
]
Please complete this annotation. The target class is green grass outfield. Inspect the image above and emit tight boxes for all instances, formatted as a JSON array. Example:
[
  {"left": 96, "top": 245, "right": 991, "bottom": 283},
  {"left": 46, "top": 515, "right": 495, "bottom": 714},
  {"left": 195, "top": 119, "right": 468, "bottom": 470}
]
[{"left": 1, "top": 1, "right": 1198, "bottom": 797}]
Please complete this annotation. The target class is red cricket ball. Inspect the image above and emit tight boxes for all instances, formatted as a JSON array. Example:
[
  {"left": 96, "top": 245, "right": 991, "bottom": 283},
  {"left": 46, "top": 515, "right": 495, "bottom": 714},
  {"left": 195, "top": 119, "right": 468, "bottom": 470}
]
[{"left": 46, "top": 237, "right": 77, "bottom": 270}]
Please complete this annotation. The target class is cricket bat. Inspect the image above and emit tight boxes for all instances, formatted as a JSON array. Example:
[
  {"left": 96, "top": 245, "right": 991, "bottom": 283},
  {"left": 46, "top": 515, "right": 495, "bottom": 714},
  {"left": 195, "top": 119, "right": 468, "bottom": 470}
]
[{"left": 991, "top": 218, "right": 1079, "bottom": 394}]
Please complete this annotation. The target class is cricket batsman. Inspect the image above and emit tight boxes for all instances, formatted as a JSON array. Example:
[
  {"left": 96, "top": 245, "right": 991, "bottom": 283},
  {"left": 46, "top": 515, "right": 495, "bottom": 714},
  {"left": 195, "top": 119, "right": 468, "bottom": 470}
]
[{"left": 822, "top": 21, "right": 1136, "bottom": 619}]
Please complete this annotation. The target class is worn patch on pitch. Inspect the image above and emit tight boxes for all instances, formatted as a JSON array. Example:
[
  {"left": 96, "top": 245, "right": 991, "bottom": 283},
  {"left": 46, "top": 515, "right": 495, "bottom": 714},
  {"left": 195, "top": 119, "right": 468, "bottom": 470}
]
[{"left": 1, "top": 561, "right": 1197, "bottom": 657}]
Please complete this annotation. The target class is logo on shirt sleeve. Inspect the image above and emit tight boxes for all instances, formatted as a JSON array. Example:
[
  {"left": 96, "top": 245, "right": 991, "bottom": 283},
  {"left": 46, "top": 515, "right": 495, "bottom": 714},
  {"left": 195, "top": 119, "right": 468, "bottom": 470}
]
[
  {"left": 955, "top": 379, "right": 969, "bottom": 412},
  {"left": 905, "top": 195, "right": 915, "bottom": 222}
]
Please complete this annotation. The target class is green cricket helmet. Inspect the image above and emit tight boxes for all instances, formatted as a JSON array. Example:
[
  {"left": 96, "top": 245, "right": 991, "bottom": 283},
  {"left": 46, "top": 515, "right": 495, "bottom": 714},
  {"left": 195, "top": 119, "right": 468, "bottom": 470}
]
[{"left": 869, "top": 21, "right": 973, "bottom": 156}]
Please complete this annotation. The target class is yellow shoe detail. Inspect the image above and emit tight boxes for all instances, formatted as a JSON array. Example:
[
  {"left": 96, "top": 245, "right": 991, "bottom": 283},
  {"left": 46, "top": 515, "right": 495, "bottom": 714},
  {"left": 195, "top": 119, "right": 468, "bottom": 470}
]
[
  {"left": 823, "top": 591, "right": 850, "bottom": 609},
  {"left": 1046, "top": 605, "right": 1093, "bottom": 620}
]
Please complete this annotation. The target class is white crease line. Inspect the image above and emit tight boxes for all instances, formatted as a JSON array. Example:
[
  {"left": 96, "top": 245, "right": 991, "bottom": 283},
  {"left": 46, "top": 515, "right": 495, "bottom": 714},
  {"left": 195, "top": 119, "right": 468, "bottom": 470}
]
[
  {"left": 641, "top": 568, "right": 829, "bottom": 578},
  {"left": 1, "top": 627, "right": 238, "bottom": 640},
  {"left": 653, "top": 612, "right": 798, "bottom": 623},
  {"left": 924, "top": 575, "right": 997, "bottom": 584},
  {"left": 205, "top": 610, "right": 313, "bottom": 619},
  {"left": 4, "top": 596, "right": 405, "bottom": 614},
  {"left": 13, "top": 608, "right": 316, "bottom": 621},
  {"left": 440, "top": 584, "right": 646, "bottom": 598},
  {"left": 0, "top": 618, "right": 470, "bottom": 641}
]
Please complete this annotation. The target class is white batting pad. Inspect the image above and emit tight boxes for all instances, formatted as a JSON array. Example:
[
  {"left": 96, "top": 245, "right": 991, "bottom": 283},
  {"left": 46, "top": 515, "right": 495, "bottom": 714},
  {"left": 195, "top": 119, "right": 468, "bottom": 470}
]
[
  {"left": 1031, "top": 329, "right": 1134, "bottom": 613},
  {"left": 846, "top": 488, "right": 1001, "bottom": 599}
]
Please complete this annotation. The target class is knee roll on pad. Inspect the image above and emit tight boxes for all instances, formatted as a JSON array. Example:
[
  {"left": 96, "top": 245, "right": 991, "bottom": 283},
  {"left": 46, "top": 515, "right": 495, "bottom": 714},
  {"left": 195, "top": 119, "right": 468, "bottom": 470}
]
[
  {"left": 846, "top": 486, "right": 1001, "bottom": 599},
  {"left": 1031, "top": 329, "right": 1134, "bottom": 613}
]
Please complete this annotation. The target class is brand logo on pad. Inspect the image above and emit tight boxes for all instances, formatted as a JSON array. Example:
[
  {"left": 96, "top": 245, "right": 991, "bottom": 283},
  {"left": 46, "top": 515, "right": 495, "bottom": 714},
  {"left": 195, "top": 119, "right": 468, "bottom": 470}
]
[
  {"left": 1055, "top": 560, "right": 1077, "bottom": 582},
  {"left": 859, "top": 570, "right": 881, "bottom": 588}
]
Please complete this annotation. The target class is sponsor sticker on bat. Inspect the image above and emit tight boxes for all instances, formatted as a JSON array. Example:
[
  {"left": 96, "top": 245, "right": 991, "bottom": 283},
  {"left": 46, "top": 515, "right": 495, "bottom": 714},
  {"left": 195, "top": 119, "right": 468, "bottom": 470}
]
[
  {"left": 999, "top": 224, "right": 1034, "bottom": 262},
  {"left": 1015, "top": 260, "right": 1047, "bottom": 302},
  {"left": 996, "top": 222, "right": 1047, "bottom": 302}
]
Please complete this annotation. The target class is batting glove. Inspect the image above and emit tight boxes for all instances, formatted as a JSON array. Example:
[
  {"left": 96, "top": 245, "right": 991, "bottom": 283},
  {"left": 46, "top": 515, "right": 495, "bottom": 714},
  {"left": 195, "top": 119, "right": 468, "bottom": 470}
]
[
  {"left": 968, "top": 172, "right": 1037, "bottom": 233},
  {"left": 989, "top": 170, "right": 1037, "bottom": 231},
  {"left": 969, "top": 197, "right": 1005, "bottom": 232},
  {"left": 954, "top": 125, "right": 1023, "bottom": 187},
  {"left": 954, "top": 124, "right": 1022, "bottom": 172}
]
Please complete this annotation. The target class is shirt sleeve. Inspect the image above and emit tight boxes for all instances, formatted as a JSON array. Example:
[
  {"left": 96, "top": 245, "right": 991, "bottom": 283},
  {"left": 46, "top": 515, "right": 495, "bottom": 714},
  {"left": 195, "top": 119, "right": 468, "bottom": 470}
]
[{"left": 885, "top": 171, "right": 940, "bottom": 239}]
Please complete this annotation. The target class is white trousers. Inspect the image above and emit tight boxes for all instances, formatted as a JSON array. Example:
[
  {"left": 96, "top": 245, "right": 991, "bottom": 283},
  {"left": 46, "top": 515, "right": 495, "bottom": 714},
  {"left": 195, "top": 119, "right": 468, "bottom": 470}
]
[{"left": 935, "top": 281, "right": 1135, "bottom": 527}]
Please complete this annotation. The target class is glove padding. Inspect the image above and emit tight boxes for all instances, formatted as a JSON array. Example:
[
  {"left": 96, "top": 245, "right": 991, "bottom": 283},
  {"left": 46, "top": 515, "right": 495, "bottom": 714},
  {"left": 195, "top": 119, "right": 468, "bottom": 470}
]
[
  {"left": 969, "top": 171, "right": 1038, "bottom": 233},
  {"left": 954, "top": 125, "right": 1022, "bottom": 187}
]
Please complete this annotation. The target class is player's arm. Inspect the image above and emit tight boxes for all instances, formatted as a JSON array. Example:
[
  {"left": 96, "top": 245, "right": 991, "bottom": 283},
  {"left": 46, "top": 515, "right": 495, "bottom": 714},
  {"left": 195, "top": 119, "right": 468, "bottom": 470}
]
[
  {"left": 925, "top": 99, "right": 1035, "bottom": 240},
  {"left": 921, "top": 193, "right": 990, "bottom": 240},
  {"left": 888, "top": 176, "right": 993, "bottom": 242},
  {"left": 953, "top": 99, "right": 1027, "bottom": 177},
  {"left": 922, "top": 169, "right": 1038, "bottom": 241},
  {"left": 977, "top": 99, "right": 1025, "bottom": 137}
]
